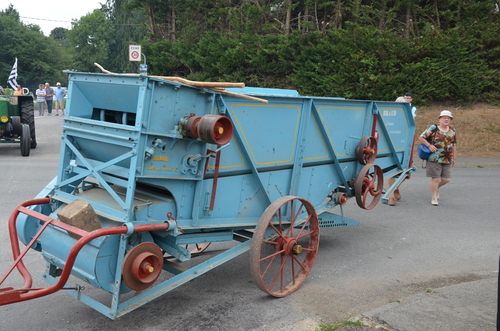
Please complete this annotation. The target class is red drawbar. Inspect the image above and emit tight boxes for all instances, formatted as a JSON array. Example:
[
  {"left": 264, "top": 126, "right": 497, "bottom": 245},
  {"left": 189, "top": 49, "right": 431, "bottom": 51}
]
[{"left": 0, "top": 198, "right": 169, "bottom": 305}]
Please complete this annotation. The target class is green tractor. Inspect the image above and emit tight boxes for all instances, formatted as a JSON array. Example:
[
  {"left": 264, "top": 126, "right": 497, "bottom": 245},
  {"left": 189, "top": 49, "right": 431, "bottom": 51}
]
[{"left": 0, "top": 95, "right": 37, "bottom": 156}]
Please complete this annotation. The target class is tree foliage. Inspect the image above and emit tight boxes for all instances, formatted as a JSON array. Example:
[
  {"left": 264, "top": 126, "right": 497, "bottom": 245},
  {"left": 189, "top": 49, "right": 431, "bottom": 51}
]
[
  {"left": 1, "top": 1, "right": 499, "bottom": 105},
  {"left": 134, "top": 0, "right": 500, "bottom": 105},
  {"left": 0, "top": 5, "right": 71, "bottom": 92},
  {"left": 68, "top": 10, "right": 117, "bottom": 72}
]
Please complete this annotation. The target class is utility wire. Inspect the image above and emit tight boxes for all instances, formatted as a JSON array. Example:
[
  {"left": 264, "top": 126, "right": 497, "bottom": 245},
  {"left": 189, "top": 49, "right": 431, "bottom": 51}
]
[
  {"left": 20, "top": 16, "right": 141, "bottom": 26},
  {"left": 20, "top": 16, "right": 72, "bottom": 23}
]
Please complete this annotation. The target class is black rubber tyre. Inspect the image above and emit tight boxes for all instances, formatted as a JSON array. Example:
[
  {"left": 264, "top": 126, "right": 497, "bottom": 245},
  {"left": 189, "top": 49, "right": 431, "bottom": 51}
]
[
  {"left": 20, "top": 99, "right": 37, "bottom": 148},
  {"left": 21, "top": 124, "right": 31, "bottom": 156},
  {"left": 11, "top": 116, "right": 22, "bottom": 136}
]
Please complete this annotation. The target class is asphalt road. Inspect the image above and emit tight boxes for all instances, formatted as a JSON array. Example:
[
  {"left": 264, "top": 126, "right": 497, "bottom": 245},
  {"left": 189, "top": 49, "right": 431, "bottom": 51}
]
[{"left": 0, "top": 114, "right": 498, "bottom": 331}]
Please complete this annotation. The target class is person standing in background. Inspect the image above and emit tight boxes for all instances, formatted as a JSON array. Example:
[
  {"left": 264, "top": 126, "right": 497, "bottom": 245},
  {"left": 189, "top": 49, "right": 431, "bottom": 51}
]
[
  {"left": 388, "top": 92, "right": 416, "bottom": 206},
  {"left": 36, "top": 84, "right": 46, "bottom": 116},
  {"left": 45, "top": 82, "right": 55, "bottom": 116},
  {"left": 54, "top": 82, "right": 66, "bottom": 116},
  {"left": 12, "top": 84, "right": 23, "bottom": 105},
  {"left": 396, "top": 92, "right": 417, "bottom": 117},
  {"left": 14, "top": 85, "right": 23, "bottom": 95}
]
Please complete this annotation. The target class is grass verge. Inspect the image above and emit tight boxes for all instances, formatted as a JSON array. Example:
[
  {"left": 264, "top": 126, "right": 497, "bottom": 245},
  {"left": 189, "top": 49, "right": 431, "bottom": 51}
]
[{"left": 415, "top": 103, "right": 500, "bottom": 157}]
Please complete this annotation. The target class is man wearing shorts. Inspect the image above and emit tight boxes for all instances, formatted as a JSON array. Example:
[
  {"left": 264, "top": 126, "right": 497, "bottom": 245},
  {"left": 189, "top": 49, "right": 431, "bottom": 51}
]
[
  {"left": 418, "top": 110, "right": 457, "bottom": 206},
  {"left": 54, "top": 82, "right": 66, "bottom": 116}
]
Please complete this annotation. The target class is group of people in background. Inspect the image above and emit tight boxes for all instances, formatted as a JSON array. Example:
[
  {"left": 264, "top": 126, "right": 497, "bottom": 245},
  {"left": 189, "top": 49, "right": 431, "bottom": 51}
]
[
  {"left": 35, "top": 82, "right": 66, "bottom": 116},
  {"left": 388, "top": 92, "right": 457, "bottom": 207}
]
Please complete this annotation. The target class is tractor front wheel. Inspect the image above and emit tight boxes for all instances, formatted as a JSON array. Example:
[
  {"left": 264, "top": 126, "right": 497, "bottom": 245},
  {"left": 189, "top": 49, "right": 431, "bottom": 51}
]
[
  {"left": 21, "top": 100, "right": 37, "bottom": 149},
  {"left": 20, "top": 124, "right": 30, "bottom": 156}
]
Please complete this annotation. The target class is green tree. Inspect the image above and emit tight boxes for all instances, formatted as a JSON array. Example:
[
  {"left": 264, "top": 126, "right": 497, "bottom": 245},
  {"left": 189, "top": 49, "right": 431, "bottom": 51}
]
[
  {"left": 104, "top": 0, "right": 147, "bottom": 73},
  {"left": 50, "top": 27, "right": 69, "bottom": 42},
  {"left": 68, "top": 10, "right": 117, "bottom": 72},
  {"left": 0, "top": 5, "right": 70, "bottom": 91},
  {"left": 4, "top": 0, "right": 495, "bottom": 104}
]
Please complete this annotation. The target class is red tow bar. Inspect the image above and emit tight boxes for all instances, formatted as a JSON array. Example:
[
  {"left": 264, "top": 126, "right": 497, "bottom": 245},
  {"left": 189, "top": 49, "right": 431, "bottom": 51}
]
[{"left": 0, "top": 198, "right": 169, "bottom": 305}]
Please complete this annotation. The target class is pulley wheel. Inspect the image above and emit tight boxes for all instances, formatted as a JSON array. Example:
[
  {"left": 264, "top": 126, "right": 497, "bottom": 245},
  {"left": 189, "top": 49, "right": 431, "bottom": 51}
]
[
  {"left": 356, "top": 136, "right": 377, "bottom": 165},
  {"left": 250, "top": 196, "right": 320, "bottom": 297},
  {"left": 354, "top": 163, "right": 384, "bottom": 210},
  {"left": 122, "top": 242, "right": 163, "bottom": 291},
  {"left": 186, "top": 116, "right": 201, "bottom": 139},
  {"left": 333, "top": 192, "right": 348, "bottom": 205},
  {"left": 197, "top": 115, "right": 233, "bottom": 145}
]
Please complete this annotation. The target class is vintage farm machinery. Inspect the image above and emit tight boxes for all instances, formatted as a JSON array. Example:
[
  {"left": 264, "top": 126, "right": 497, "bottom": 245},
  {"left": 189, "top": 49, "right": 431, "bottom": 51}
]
[
  {"left": 0, "top": 94, "right": 37, "bottom": 156},
  {"left": 0, "top": 71, "right": 415, "bottom": 319}
]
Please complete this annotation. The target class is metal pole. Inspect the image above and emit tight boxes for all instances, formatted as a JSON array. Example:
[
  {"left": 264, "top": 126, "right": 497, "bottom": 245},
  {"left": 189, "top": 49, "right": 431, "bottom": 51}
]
[{"left": 141, "top": 53, "right": 147, "bottom": 75}]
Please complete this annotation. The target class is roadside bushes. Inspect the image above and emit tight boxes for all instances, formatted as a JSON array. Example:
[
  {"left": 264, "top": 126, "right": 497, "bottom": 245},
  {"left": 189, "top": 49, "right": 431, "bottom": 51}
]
[{"left": 143, "top": 27, "right": 499, "bottom": 106}]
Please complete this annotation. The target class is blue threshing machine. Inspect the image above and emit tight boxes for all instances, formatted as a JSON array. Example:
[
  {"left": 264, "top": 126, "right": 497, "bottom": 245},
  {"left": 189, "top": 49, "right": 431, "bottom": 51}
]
[{"left": 0, "top": 71, "right": 416, "bottom": 319}]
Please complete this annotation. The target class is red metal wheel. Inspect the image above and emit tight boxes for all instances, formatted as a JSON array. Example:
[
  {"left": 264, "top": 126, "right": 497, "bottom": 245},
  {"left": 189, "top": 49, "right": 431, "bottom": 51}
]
[
  {"left": 333, "top": 192, "right": 348, "bottom": 205},
  {"left": 197, "top": 115, "right": 233, "bottom": 145},
  {"left": 354, "top": 163, "right": 384, "bottom": 210},
  {"left": 356, "top": 136, "right": 378, "bottom": 165},
  {"left": 122, "top": 242, "right": 163, "bottom": 291},
  {"left": 186, "top": 116, "right": 201, "bottom": 139},
  {"left": 250, "top": 196, "right": 320, "bottom": 297}
]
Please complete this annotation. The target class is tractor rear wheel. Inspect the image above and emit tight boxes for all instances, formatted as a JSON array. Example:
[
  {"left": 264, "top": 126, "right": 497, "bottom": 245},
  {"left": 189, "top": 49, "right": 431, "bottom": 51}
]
[
  {"left": 20, "top": 124, "right": 30, "bottom": 156},
  {"left": 21, "top": 100, "right": 37, "bottom": 149}
]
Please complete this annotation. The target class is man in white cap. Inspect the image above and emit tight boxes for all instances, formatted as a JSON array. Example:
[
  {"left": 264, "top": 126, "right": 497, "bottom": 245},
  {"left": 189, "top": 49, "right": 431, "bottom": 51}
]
[
  {"left": 54, "top": 82, "right": 66, "bottom": 116},
  {"left": 388, "top": 92, "right": 417, "bottom": 206},
  {"left": 418, "top": 110, "right": 457, "bottom": 206}
]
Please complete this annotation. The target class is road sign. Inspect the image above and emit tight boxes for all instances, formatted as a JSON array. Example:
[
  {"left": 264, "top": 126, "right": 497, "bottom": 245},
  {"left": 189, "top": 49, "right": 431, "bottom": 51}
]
[
  {"left": 140, "top": 64, "right": 148, "bottom": 72},
  {"left": 129, "top": 45, "right": 141, "bottom": 62}
]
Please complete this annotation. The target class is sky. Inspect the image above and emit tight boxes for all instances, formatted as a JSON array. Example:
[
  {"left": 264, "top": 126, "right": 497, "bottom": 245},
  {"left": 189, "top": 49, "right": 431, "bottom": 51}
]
[{"left": 3, "top": 1, "right": 105, "bottom": 36}]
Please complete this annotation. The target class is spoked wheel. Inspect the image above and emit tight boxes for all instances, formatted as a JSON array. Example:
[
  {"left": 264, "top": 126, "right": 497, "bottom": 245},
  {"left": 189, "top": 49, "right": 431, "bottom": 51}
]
[
  {"left": 356, "top": 136, "right": 377, "bottom": 165},
  {"left": 250, "top": 196, "right": 320, "bottom": 297},
  {"left": 354, "top": 163, "right": 384, "bottom": 210}
]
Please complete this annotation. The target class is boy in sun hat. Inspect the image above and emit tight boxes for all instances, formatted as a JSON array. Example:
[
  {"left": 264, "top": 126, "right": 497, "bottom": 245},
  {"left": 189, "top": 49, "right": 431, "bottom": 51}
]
[
  {"left": 36, "top": 84, "right": 46, "bottom": 115},
  {"left": 418, "top": 110, "right": 457, "bottom": 206}
]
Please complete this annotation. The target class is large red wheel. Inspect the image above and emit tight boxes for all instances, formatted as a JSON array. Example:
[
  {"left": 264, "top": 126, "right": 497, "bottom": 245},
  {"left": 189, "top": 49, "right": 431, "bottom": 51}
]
[
  {"left": 354, "top": 163, "right": 384, "bottom": 210},
  {"left": 250, "top": 196, "right": 320, "bottom": 297},
  {"left": 356, "top": 136, "right": 377, "bottom": 165}
]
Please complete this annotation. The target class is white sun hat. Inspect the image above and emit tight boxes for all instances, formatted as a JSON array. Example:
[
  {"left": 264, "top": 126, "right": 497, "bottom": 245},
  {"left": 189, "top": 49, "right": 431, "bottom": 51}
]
[{"left": 439, "top": 110, "right": 453, "bottom": 118}]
